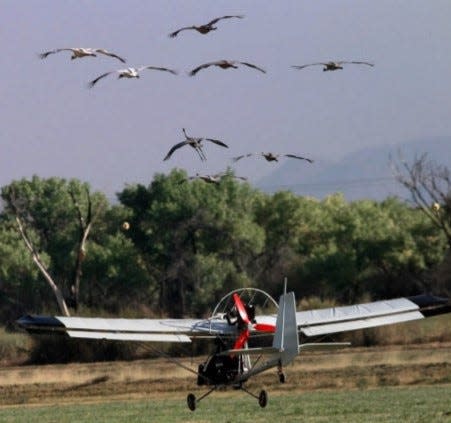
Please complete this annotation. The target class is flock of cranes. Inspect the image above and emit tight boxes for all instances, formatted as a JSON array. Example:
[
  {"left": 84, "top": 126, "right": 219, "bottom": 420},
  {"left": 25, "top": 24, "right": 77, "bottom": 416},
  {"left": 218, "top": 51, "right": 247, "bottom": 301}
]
[{"left": 39, "top": 14, "right": 374, "bottom": 185}]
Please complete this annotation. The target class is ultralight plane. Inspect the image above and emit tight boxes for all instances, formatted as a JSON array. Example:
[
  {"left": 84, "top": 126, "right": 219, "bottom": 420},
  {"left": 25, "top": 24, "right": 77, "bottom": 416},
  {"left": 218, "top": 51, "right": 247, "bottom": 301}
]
[{"left": 17, "top": 282, "right": 450, "bottom": 411}]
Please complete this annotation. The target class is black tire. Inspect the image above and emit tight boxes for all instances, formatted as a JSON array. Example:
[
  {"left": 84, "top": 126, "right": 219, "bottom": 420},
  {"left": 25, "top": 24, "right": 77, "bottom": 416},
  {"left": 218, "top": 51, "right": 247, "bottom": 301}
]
[
  {"left": 258, "top": 390, "right": 268, "bottom": 408},
  {"left": 187, "top": 393, "right": 196, "bottom": 411},
  {"left": 279, "top": 372, "right": 285, "bottom": 384}
]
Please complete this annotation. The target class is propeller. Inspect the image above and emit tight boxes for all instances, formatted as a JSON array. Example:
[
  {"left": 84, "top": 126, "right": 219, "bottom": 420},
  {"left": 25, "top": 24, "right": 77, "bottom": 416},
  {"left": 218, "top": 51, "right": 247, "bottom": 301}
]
[
  {"left": 231, "top": 293, "right": 276, "bottom": 350},
  {"left": 232, "top": 293, "right": 251, "bottom": 324},
  {"left": 233, "top": 328, "right": 250, "bottom": 350}
]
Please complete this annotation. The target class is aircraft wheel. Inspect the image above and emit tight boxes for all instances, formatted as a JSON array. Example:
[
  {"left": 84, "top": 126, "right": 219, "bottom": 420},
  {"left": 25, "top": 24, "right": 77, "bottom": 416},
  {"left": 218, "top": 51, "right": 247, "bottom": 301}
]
[
  {"left": 187, "top": 393, "right": 196, "bottom": 411},
  {"left": 279, "top": 372, "right": 285, "bottom": 383},
  {"left": 258, "top": 390, "right": 268, "bottom": 408}
]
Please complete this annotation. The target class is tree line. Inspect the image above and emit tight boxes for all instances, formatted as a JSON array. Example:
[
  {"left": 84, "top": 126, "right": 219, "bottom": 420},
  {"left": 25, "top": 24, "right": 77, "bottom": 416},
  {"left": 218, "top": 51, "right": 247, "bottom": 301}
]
[{"left": 0, "top": 160, "right": 449, "bottom": 324}]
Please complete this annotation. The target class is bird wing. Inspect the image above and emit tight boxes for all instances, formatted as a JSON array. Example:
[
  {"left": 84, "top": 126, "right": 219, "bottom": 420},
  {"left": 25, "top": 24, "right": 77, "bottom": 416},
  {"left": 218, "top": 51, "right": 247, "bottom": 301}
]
[
  {"left": 94, "top": 49, "right": 126, "bottom": 63},
  {"left": 207, "top": 15, "right": 244, "bottom": 26},
  {"left": 284, "top": 154, "right": 314, "bottom": 163},
  {"left": 291, "top": 63, "right": 326, "bottom": 70},
  {"left": 211, "top": 172, "right": 226, "bottom": 178},
  {"left": 238, "top": 62, "right": 266, "bottom": 73},
  {"left": 232, "top": 153, "right": 254, "bottom": 162},
  {"left": 87, "top": 71, "right": 115, "bottom": 88},
  {"left": 168, "top": 26, "right": 196, "bottom": 38},
  {"left": 337, "top": 61, "right": 374, "bottom": 67},
  {"left": 38, "top": 48, "right": 74, "bottom": 59},
  {"left": 213, "top": 172, "right": 247, "bottom": 181},
  {"left": 205, "top": 138, "right": 229, "bottom": 148},
  {"left": 139, "top": 66, "right": 178, "bottom": 75},
  {"left": 163, "top": 141, "right": 189, "bottom": 161},
  {"left": 189, "top": 62, "right": 219, "bottom": 76}
]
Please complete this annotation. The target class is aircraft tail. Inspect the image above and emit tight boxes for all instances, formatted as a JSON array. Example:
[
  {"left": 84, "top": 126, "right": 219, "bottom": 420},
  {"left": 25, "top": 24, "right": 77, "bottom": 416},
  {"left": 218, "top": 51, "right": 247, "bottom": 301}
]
[{"left": 272, "top": 290, "right": 299, "bottom": 365}]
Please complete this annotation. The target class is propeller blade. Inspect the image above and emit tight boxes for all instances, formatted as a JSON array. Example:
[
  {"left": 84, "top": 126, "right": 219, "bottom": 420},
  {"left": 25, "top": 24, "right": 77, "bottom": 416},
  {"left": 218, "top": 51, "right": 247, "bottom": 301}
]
[
  {"left": 230, "top": 293, "right": 274, "bottom": 355},
  {"left": 233, "top": 328, "right": 250, "bottom": 350},
  {"left": 253, "top": 323, "right": 276, "bottom": 333},
  {"left": 232, "top": 293, "right": 251, "bottom": 324}
]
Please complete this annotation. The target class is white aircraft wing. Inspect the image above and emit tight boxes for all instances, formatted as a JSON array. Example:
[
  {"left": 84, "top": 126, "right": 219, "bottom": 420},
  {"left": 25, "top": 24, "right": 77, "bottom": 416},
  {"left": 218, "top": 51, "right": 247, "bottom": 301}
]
[
  {"left": 17, "top": 315, "right": 237, "bottom": 343},
  {"left": 17, "top": 294, "right": 449, "bottom": 342},
  {"left": 296, "top": 294, "right": 450, "bottom": 337}
]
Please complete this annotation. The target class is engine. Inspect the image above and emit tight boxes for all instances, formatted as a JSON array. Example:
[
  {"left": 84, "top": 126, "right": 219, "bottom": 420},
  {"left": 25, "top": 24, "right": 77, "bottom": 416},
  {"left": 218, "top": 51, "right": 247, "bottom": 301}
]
[{"left": 197, "top": 337, "right": 241, "bottom": 386}]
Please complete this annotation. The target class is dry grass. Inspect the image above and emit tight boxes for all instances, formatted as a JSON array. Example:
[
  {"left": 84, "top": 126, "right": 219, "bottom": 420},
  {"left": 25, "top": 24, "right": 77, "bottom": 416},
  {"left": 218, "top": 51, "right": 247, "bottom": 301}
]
[
  {"left": 0, "top": 328, "right": 30, "bottom": 365},
  {"left": 0, "top": 357, "right": 190, "bottom": 387},
  {"left": 0, "top": 342, "right": 450, "bottom": 408}
]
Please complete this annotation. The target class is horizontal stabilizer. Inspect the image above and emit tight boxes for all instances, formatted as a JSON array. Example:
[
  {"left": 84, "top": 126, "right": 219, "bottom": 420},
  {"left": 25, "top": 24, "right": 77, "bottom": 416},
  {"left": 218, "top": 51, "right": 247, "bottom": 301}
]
[
  {"left": 218, "top": 346, "right": 279, "bottom": 357},
  {"left": 299, "top": 342, "right": 351, "bottom": 352}
]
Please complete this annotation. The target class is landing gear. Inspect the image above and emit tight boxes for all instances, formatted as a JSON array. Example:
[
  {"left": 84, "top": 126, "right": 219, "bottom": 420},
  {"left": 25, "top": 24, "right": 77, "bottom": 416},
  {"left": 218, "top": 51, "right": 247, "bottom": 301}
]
[
  {"left": 197, "top": 364, "right": 205, "bottom": 386},
  {"left": 188, "top": 386, "right": 269, "bottom": 410},
  {"left": 187, "top": 393, "right": 196, "bottom": 411},
  {"left": 277, "top": 362, "right": 285, "bottom": 383},
  {"left": 258, "top": 390, "right": 268, "bottom": 408},
  {"left": 240, "top": 385, "right": 269, "bottom": 408},
  {"left": 186, "top": 387, "right": 217, "bottom": 411}
]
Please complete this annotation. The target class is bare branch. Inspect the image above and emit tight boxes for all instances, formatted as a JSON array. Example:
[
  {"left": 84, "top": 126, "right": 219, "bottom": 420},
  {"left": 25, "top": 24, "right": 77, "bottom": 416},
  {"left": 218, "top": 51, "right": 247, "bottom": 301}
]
[
  {"left": 69, "top": 186, "right": 97, "bottom": 310},
  {"left": 13, "top": 211, "right": 71, "bottom": 316},
  {"left": 393, "top": 152, "right": 451, "bottom": 246}
]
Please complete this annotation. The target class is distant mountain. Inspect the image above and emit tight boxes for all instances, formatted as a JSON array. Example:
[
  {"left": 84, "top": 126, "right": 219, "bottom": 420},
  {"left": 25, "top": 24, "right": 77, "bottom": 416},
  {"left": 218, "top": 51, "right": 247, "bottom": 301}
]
[{"left": 256, "top": 136, "right": 451, "bottom": 201}]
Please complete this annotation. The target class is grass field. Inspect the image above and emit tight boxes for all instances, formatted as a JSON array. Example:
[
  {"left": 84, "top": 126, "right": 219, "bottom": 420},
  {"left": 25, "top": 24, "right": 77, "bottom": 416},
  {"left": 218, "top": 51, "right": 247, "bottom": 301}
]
[
  {"left": 1, "top": 342, "right": 450, "bottom": 422},
  {"left": 1, "top": 385, "right": 450, "bottom": 422}
]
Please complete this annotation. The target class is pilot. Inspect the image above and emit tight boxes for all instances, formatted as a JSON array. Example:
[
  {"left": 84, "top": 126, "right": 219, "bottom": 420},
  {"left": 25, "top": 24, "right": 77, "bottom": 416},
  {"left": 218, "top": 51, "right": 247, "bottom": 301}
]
[
  {"left": 225, "top": 306, "right": 238, "bottom": 326},
  {"left": 245, "top": 304, "right": 256, "bottom": 323}
]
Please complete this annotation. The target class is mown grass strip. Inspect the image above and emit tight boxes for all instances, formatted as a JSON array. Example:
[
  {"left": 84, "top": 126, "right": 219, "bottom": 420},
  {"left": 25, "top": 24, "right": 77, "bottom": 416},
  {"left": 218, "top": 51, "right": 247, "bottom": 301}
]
[{"left": 0, "top": 384, "right": 450, "bottom": 423}]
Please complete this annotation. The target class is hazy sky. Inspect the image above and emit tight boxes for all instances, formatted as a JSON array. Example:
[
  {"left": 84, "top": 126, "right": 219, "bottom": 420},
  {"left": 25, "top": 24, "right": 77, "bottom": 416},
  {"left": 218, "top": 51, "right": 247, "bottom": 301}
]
[{"left": 2, "top": 1, "right": 451, "bottom": 199}]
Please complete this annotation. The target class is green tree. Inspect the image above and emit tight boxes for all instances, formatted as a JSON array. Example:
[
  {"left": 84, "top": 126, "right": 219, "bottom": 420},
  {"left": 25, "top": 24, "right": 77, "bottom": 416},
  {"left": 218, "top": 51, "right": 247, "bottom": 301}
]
[
  {"left": 1, "top": 176, "right": 106, "bottom": 314},
  {"left": 118, "top": 169, "right": 264, "bottom": 316},
  {"left": 295, "top": 195, "right": 446, "bottom": 302},
  {"left": 253, "top": 191, "right": 313, "bottom": 296},
  {"left": 80, "top": 203, "right": 154, "bottom": 313},
  {"left": 0, "top": 222, "right": 42, "bottom": 321}
]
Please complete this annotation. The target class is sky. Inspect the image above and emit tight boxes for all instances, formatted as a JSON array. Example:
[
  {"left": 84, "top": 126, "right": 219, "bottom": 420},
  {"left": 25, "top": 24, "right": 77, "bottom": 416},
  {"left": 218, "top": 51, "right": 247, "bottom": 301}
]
[{"left": 1, "top": 1, "right": 451, "bottom": 200}]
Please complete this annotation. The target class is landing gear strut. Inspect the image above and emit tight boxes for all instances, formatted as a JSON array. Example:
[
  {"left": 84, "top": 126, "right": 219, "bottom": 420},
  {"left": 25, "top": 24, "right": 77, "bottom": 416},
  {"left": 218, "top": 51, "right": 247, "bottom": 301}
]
[
  {"left": 187, "top": 386, "right": 217, "bottom": 411},
  {"left": 240, "top": 385, "right": 268, "bottom": 408},
  {"left": 186, "top": 386, "right": 268, "bottom": 411},
  {"left": 277, "top": 362, "right": 286, "bottom": 383}
]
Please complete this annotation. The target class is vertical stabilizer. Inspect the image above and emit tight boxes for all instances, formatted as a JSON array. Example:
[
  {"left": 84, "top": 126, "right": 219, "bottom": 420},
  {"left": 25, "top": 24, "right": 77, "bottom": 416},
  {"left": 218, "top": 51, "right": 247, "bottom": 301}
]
[{"left": 272, "top": 291, "right": 299, "bottom": 365}]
